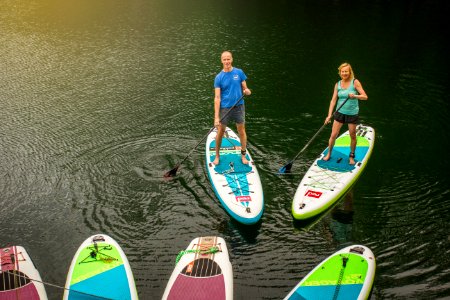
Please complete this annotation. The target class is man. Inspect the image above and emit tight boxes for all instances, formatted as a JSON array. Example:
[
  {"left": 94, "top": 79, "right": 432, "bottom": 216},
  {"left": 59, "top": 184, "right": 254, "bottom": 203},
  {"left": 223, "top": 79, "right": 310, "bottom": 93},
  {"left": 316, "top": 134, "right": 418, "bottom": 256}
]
[{"left": 213, "top": 51, "right": 252, "bottom": 165}]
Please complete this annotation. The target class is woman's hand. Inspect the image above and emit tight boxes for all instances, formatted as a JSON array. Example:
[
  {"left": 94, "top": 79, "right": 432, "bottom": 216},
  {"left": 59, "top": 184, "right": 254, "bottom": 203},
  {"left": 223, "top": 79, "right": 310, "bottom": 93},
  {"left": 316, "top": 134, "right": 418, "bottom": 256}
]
[{"left": 243, "top": 88, "right": 251, "bottom": 96}]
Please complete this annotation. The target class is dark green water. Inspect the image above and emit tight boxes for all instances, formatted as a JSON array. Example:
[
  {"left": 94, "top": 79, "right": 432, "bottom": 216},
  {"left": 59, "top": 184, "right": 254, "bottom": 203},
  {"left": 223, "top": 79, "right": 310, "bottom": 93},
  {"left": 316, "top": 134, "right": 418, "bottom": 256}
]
[{"left": 1, "top": 1, "right": 449, "bottom": 299}]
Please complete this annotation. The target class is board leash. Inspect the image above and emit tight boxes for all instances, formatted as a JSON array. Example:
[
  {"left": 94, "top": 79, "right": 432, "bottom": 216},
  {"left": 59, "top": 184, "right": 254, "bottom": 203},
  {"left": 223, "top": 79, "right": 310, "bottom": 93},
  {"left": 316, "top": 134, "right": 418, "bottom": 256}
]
[{"left": 1, "top": 270, "right": 114, "bottom": 299}]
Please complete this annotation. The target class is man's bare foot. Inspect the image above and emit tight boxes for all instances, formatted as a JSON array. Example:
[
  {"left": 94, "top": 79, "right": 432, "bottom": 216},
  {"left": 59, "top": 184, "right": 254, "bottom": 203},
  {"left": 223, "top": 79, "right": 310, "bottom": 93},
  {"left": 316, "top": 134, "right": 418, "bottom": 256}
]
[
  {"left": 323, "top": 154, "right": 331, "bottom": 161},
  {"left": 240, "top": 149, "right": 249, "bottom": 165},
  {"left": 213, "top": 156, "right": 220, "bottom": 165}
]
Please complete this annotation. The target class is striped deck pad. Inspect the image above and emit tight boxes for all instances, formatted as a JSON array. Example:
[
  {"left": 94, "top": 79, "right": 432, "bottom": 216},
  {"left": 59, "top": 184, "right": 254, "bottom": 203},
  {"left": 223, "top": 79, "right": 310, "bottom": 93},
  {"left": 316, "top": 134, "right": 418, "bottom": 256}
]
[
  {"left": 167, "top": 259, "right": 225, "bottom": 300},
  {"left": 166, "top": 237, "right": 228, "bottom": 300},
  {"left": 0, "top": 246, "right": 46, "bottom": 300},
  {"left": 67, "top": 243, "right": 132, "bottom": 300}
]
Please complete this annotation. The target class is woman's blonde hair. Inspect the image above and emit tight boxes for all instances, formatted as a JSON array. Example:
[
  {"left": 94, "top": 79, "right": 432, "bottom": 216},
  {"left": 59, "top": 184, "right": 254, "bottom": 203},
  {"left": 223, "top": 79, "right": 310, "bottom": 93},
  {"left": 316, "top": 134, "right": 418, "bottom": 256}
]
[{"left": 338, "top": 62, "right": 355, "bottom": 80}]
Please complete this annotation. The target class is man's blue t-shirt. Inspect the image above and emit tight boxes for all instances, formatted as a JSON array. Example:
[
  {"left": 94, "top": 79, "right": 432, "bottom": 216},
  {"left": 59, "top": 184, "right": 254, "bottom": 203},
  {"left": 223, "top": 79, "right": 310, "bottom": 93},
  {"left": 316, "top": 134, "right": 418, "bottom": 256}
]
[{"left": 214, "top": 67, "right": 247, "bottom": 108}]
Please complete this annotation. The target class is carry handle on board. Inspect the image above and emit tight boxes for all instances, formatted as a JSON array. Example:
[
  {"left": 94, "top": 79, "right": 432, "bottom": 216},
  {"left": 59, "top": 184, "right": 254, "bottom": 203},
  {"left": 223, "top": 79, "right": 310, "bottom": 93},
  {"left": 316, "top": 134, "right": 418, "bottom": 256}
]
[
  {"left": 164, "top": 94, "right": 245, "bottom": 178},
  {"left": 278, "top": 97, "right": 350, "bottom": 174}
]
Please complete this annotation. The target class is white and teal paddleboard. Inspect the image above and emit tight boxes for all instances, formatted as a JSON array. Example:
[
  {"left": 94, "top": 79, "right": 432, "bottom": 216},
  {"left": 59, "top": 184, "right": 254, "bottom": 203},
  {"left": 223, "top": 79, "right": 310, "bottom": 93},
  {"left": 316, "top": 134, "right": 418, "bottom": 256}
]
[
  {"left": 162, "top": 236, "right": 233, "bottom": 300},
  {"left": 63, "top": 234, "right": 138, "bottom": 300},
  {"left": 205, "top": 127, "right": 264, "bottom": 225},
  {"left": 284, "top": 245, "right": 376, "bottom": 300},
  {"left": 292, "top": 124, "right": 375, "bottom": 220}
]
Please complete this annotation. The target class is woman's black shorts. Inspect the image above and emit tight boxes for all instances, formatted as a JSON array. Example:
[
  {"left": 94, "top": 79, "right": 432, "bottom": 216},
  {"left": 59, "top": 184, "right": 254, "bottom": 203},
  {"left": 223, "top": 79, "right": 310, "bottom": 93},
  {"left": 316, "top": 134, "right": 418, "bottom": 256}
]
[{"left": 334, "top": 111, "right": 359, "bottom": 124}]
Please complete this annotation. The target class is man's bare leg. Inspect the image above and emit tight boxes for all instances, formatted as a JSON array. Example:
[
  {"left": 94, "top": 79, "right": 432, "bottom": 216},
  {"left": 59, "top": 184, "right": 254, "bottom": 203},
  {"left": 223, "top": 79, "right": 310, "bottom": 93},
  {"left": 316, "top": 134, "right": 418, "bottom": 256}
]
[
  {"left": 236, "top": 123, "right": 249, "bottom": 164},
  {"left": 213, "top": 125, "right": 226, "bottom": 165}
]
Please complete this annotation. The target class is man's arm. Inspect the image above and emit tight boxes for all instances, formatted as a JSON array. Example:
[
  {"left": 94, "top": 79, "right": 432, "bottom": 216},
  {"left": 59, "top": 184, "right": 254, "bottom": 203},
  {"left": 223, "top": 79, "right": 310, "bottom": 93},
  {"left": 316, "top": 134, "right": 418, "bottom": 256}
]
[{"left": 214, "top": 87, "right": 221, "bottom": 126}]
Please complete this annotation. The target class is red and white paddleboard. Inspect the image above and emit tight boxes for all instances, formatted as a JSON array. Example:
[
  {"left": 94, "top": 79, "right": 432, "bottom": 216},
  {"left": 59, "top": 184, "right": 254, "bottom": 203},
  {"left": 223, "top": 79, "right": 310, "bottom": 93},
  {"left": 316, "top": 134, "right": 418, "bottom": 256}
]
[
  {"left": 0, "top": 245, "right": 48, "bottom": 299},
  {"left": 162, "top": 236, "right": 233, "bottom": 300}
]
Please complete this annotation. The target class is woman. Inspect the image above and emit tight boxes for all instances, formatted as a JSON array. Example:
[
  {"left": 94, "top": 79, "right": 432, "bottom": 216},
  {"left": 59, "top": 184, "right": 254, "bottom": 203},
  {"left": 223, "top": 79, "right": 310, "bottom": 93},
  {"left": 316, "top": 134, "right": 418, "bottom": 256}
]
[{"left": 323, "top": 62, "right": 368, "bottom": 165}]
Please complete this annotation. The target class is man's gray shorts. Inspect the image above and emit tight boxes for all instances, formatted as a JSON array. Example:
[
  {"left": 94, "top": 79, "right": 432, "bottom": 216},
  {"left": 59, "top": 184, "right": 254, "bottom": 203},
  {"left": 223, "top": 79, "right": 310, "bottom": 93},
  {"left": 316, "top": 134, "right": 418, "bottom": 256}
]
[{"left": 220, "top": 104, "right": 245, "bottom": 125}]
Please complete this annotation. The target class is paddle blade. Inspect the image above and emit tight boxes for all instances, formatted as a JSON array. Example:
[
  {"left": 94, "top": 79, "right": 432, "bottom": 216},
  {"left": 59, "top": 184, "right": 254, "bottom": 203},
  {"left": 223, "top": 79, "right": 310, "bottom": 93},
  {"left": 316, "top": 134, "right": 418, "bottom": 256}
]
[
  {"left": 278, "top": 162, "right": 293, "bottom": 174},
  {"left": 164, "top": 165, "right": 179, "bottom": 178}
]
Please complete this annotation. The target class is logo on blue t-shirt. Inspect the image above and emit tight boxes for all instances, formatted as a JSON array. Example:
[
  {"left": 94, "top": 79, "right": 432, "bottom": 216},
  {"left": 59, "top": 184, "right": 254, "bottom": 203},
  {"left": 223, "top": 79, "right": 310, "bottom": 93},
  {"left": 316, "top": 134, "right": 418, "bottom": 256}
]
[{"left": 233, "top": 75, "right": 239, "bottom": 80}]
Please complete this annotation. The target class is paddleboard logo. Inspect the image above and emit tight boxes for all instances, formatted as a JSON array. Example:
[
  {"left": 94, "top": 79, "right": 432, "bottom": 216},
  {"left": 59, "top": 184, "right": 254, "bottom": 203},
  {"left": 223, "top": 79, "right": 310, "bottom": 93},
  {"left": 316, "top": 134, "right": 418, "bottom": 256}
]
[
  {"left": 186, "top": 261, "right": 194, "bottom": 274},
  {"left": 236, "top": 196, "right": 251, "bottom": 202},
  {"left": 305, "top": 190, "right": 322, "bottom": 198}
]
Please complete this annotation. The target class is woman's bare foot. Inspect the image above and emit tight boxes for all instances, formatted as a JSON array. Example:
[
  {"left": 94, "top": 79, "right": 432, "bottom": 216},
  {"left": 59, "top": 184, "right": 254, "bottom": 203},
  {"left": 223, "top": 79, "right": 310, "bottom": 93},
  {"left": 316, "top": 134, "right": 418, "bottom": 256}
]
[
  {"left": 213, "top": 156, "right": 220, "bottom": 165},
  {"left": 322, "top": 153, "right": 331, "bottom": 161},
  {"left": 349, "top": 152, "right": 355, "bottom": 165}
]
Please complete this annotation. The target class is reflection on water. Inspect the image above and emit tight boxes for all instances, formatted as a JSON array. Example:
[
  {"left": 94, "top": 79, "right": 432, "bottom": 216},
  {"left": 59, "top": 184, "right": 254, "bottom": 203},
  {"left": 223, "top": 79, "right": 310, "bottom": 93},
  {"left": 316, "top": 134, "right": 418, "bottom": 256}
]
[
  {"left": 330, "top": 192, "right": 354, "bottom": 244},
  {"left": 1, "top": 0, "right": 450, "bottom": 299}
]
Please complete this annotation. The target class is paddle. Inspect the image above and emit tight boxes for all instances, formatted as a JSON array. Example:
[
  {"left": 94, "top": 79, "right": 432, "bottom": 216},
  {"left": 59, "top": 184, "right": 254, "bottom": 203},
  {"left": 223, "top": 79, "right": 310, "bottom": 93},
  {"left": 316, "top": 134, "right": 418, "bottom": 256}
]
[
  {"left": 164, "top": 94, "right": 245, "bottom": 178},
  {"left": 278, "top": 97, "right": 350, "bottom": 174}
]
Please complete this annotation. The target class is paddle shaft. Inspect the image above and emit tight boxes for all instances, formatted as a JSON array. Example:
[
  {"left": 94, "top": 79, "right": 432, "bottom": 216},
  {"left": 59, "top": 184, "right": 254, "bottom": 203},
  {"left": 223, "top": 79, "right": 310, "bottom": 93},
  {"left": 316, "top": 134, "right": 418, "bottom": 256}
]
[
  {"left": 288, "top": 122, "right": 328, "bottom": 164},
  {"left": 165, "top": 93, "right": 245, "bottom": 176},
  {"left": 282, "top": 97, "right": 351, "bottom": 171}
]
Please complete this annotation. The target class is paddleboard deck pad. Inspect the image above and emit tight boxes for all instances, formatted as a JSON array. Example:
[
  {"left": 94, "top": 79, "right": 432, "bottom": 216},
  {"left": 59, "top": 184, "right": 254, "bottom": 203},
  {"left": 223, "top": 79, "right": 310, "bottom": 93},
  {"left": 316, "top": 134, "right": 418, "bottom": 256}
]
[
  {"left": 205, "top": 127, "right": 264, "bottom": 224},
  {"left": 0, "top": 245, "right": 48, "bottom": 299},
  {"left": 284, "top": 245, "right": 376, "bottom": 300},
  {"left": 162, "top": 236, "right": 233, "bottom": 300},
  {"left": 292, "top": 124, "right": 375, "bottom": 220},
  {"left": 63, "top": 234, "right": 138, "bottom": 300}
]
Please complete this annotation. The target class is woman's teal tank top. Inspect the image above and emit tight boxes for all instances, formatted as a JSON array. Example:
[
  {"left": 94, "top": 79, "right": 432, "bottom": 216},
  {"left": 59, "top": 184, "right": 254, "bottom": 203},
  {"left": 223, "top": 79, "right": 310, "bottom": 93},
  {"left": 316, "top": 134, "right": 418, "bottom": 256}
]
[{"left": 337, "top": 79, "right": 359, "bottom": 115}]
